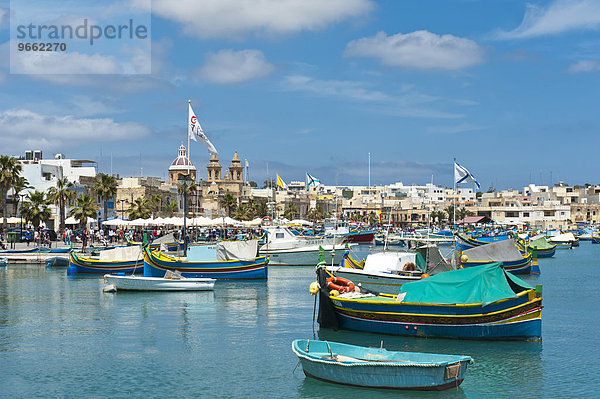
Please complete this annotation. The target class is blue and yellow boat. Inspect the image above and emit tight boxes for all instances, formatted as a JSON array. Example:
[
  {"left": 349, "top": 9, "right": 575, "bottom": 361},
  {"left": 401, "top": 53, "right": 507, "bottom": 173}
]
[
  {"left": 526, "top": 236, "right": 556, "bottom": 258},
  {"left": 68, "top": 246, "right": 144, "bottom": 274},
  {"left": 316, "top": 263, "right": 542, "bottom": 340},
  {"left": 460, "top": 239, "right": 533, "bottom": 274},
  {"left": 455, "top": 232, "right": 511, "bottom": 250},
  {"left": 143, "top": 246, "right": 268, "bottom": 280}
]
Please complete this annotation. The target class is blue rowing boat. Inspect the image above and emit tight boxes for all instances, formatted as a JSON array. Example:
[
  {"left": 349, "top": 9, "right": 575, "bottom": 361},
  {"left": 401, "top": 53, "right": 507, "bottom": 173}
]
[{"left": 292, "top": 339, "right": 472, "bottom": 390}]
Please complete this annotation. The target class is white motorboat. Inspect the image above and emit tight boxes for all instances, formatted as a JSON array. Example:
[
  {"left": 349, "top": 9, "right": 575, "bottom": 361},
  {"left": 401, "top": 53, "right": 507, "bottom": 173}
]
[
  {"left": 103, "top": 271, "right": 215, "bottom": 292},
  {"left": 260, "top": 225, "right": 356, "bottom": 266}
]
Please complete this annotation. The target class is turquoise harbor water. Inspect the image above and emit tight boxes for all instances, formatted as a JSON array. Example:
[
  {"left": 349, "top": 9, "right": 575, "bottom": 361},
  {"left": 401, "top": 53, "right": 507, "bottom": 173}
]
[{"left": 0, "top": 243, "right": 599, "bottom": 398}]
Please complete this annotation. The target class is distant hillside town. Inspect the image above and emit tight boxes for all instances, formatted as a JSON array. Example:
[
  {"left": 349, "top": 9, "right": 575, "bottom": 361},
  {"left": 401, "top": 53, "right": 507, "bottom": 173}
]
[{"left": 1, "top": 147, "right": 599, "bottom": 231}]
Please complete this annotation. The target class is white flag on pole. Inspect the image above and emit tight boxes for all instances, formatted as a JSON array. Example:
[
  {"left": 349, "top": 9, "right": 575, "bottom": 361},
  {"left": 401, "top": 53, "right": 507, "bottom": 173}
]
[
  {"left": 189, "top": 102, "right": 218, "bottom": 155},
  {"left": 454, "top": 162, "right": 480, "bottom": 189}
]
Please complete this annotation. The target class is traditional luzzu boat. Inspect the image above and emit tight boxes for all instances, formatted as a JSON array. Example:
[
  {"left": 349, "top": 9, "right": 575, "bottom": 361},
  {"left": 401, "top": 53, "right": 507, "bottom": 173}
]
[
  {"left": 454, "top": 232, "right": 511, "bottom": 250},
  {"left": 526, "top": 235, "right": 556, "bottom": 258},
  {"left": 68, "top": 246, "right": 144, "bottom": 274},
  {"left": 143, "top": 240, "right": 268, "bottom": 280},
  {"left": 0, "top": 257, "right": 7, "bottom": 266},
  {"left": 548, "top": 232, "right": 578, "bottom": 249},
  {"left": 127, "top": 232, "right": 181, "bottom": 252},
  {"left": 292, "top": 339, "right": 472, "bottom": 391},
  {"left": 460, "top": 240, "right": 533, "bottom": 274},
  {"left": 592, "top": 234, "right": 600, "bottom": 244},
  {"left": 316, "top": 263, "right": 542, "bottom": 340}
]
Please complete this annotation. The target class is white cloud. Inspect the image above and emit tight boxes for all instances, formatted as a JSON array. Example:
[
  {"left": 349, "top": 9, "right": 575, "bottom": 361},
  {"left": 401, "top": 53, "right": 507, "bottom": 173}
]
[
  {"left": 496, "top": 0, "right": 600, "bottom": 39},
  {"left": 427, "top": 123, "right": 485, "bottom": 134},
  {"left": 195, "top": 49, "right": 275, "bottom": 84},
  {"left": 0, "top": 109, "right": 150, "bottom": 151},
  {"left": 151, "top": 0, "right": 373, "bottom": 39},
  {"left": 283, "top": 74, "right": 463, "bottom": 119},
  {"left": 345, "top": 31, "right": 485, "bottom": 70},
  {"left": 568, "top": 60, "right": 600, "bottom": 73},
  {"left": 0, "top": 8, "right": 7, "bottom": 29},
  {"left": 12, "top": 51, "right": 125, "bottom": 75},
  {"left": 284, "top": 75, "right": 392, "bottom": 102}
]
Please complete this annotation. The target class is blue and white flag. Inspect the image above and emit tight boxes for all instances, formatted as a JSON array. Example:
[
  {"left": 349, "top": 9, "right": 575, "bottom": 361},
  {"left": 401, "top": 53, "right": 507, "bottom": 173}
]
[
  {"left": 454, "top": 162, "right": 480, "bottom": 189},
  {"left": 306, "top": 173, "right": 321, "bottom": 187}
]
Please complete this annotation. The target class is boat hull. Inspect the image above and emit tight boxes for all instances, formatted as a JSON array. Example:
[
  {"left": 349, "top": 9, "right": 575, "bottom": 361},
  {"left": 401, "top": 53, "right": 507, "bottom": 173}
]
[
  {"left": 68, "top": 252, "right": 144, "bottom": 274},
  {"left": 329, "top": 291, "right": 542, "bottom": 340},
  {"left": 462, "top": 256, "right": 532, "bottom": 275},
  {"left": 260, "top": 245, "right": 349, "bottom": 266},
  {"left": 292, "top": 340, "right": 471, "bottom": 390},
  {"left": 104, "top": 274, "right": 215, "bottom": 291},
  {"left": 528, "top": 246, "right": 556, "bottom": 258},
  {"left": 144, "top": 249, "right": 268, "bottom": 280}
]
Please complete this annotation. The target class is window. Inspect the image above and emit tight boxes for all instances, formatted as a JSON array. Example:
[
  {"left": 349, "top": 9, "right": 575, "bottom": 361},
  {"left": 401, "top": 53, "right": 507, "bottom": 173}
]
[
  {"left": 523, "top": 212, "right": 529, "bottom": 217},
  {"left": 275, "top": 233, "right": 284, "bottom": 239}
]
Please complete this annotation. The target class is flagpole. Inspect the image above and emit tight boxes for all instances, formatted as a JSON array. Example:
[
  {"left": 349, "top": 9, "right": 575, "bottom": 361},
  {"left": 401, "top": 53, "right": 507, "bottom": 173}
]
[
  {"left": 187, "top": 100, "right": 191, "bottom": 177},
  {"left": 453, "top": 158, "right": 456, "bottom": 232}
]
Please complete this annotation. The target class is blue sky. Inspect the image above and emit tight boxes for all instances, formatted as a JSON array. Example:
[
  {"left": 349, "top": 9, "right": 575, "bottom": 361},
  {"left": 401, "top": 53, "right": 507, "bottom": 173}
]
[{"left": 0, "top": 0, "right": 599, "bottom": 190}]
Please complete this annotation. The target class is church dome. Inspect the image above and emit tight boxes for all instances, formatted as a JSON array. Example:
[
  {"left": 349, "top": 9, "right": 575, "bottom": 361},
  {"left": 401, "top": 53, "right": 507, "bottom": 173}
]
[{"left": 169, "top": 144, "right": 196, "bottom": 171}]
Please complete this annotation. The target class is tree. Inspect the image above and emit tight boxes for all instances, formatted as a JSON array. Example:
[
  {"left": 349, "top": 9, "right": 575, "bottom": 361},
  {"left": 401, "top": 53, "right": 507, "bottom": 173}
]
[
  {"left": 0, "top": 155, "right": 23, "bottom": 232},
  {"left": 444, "top": 205, "right": 456, "bottom": 224},
  {"left": 68, "top": 194, "right": 98, "bottom": 228},
  {"left": 232, "top": 203, "right": 251, "bottom": 220},
  {"left": 95, "top": 173, "right": 117, "bottom": 224},
  {"left": 47, "top": 177, "right": 76, "bottom": 231},
  {"left": 164, "top": 201, "right": 178, "bottom": 217},
  {"left": 262, "top": 179, "right": 276, "bottom": 189},
  {"left": 219, "top": 193, "right": 237, "bottom": 217},
  {"left": 254, "top": 201, "right": 268, "bottom": 218},
  {"left": 248, "top": 181, "right": 258, "bottom": 188},
  {"left": 283, "top": 202, "right": 298, "bottom": 220},
  {"left": 20, "top": 190, "right": 52, "bottom": 231},
  {"left": 10, "top": 176, "right": 32, "bottom": 218},
  {"left": 128, "top": 197, "right": 153, "bottom": 220}
]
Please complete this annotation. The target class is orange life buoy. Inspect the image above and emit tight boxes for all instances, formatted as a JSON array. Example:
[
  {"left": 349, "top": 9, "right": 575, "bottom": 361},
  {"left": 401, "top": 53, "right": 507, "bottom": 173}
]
[
  {"left": 326, "top": 276, "right": 356, "bottom": 293},
  {"left": 261, "top": 216, "right": 273, "bottom": 226}
]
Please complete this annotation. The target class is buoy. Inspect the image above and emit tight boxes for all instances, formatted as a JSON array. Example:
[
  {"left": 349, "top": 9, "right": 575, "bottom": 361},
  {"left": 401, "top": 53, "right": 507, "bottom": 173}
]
[
  {"left": 460, "top": 254, "right": 468, "bottom": 263},
  {"left": 330, "top": 290, "right": 340, "bottom": 297},
  {"left": 309, "top": 282, "right": 320, "bottom": 295},
  {"left": 420, "top": 273, "right": 430, "bottom": 279}
]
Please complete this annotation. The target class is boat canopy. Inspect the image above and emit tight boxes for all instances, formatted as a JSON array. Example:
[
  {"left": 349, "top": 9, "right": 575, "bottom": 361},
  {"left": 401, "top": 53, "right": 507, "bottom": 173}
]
[
  {"left": 549, "top": 232, "right": 576, "bottom": 243},
  {"left": 398, "top": 263, "right": 532, "bottom": 306},
  {"left": 462, "top": 239, "right": 524, "bottom": 263},
  {"left": 217, "top": 239, "right": 258, "bottom": 261},
  {"left": 528, "top": 236, "right": 554, "bottom": 250}
]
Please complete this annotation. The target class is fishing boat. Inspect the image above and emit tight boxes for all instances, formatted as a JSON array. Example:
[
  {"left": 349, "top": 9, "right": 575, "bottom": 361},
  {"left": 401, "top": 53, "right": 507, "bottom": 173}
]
[
  {"left": 548, "top": 233, "right": 578, "bottom": 249},
  {"left": 68, "top": 246, "right": 144, "bottom": 274},
  {"left": 455, "top": 232, "right": 511, "bottom": 250},
  {"left": 324, "top": 246, "right": 453, "bottom": 295},
  {"left": 374, "top": 234, "right": 405, "bottom": 247},
  {"left": 143, "top": 240, "right": 268, "bottom": 280},
  {"left": 324, "top": 220, "right": 376, "bottom": 244},
  {"left": 460, "top": 240, "right": 533, "bottom": 274},
  {"left": 103, "top": 271, "right": 215, "bottom": 292},
  {"left": 0, "top": 257, "right": 7, "bottom": 267},
  {"left": 46, "top": 256, "right": 69, "bottom": 267},
  {"left": 127, "top": 232, "right": 181, "bottom": 252},
  {"left": 527, "top": 235, "right": 556, "bottom": 258},
  {"left": 316, "top": 263, "right": 542, "bottom": 340},
  {"left": 292, "top": 339, "right": 472, "bottom": 391},
  {"left": 592, "top": 235, "right": 600, "bottom": 244},
  {"left": 260, "top": 225, "right": 354, "bottom": 266}
]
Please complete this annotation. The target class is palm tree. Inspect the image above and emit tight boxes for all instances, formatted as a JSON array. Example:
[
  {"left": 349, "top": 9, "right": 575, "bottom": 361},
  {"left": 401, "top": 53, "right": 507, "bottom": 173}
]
[
  {"left": 68, "top": 194, "right": 98, "bottom": 228},
  {"left": 0, "top": 155, "right": 23, "bottom": 232},
  {"left": 254, "top": 201, "right": 268, "bottom": 218},
  {"left": 20, "top": 190, "right": 52, "bottom": 231},
  {"left": 10, "top": 176, "right": 31, "bottom": 218},
  {"left": 95, "top": 173, "right": 117, "bottom": 224},
  {"left": 47, "top": 177, "right": 76, "bottom": 231},
  {"left": 128, "top": 197, "right": 153, "bottom": 219},
  {"left": 283, "top": 202, "right": 298, "bottom": 220},
  {"left": 219, "top": 193, "right": 237, "bottom": 217},
  {"left": 163, "top": 201, "right": 178, "bottom": 217}
]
